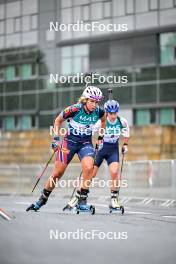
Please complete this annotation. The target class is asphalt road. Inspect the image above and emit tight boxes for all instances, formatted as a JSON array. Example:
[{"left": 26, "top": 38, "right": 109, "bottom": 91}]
[{"left": 0, "top": 195, "right": 176, "bottom": 264}]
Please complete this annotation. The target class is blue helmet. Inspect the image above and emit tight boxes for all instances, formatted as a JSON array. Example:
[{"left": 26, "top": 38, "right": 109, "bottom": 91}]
[{"left": 104, "top": 100, "right": 120, "bottom": 113}]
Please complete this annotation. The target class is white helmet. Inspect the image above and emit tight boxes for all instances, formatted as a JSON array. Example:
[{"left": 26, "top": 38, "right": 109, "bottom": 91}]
[{"left": 82, "top": 86, "right": 104, "bottom": 101}]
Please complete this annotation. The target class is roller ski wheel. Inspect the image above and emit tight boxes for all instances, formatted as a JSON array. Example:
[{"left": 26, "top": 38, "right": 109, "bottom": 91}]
[
  {"left": 76, "top": 204, "right": 95, "bottom": 215},
  {"left": 109, "top": 205, "right": 124, "bottom": 215},
  {"left": 26, "top": 203, "right": 40, "bottom": 212}
]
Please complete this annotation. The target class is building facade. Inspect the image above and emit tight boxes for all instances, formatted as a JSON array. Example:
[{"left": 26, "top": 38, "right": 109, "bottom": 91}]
[{"left": 0, "top": 0, "right": 176, "bottom": 130}]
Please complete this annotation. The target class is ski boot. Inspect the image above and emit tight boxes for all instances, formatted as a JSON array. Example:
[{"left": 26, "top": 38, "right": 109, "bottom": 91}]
[
  {"left": 63, "top": 189, "right": 95, "bottom": 214},
  {"left": 109, "top": 191, "right": 124, "bottom": 214},
  {"left": 63, "top": 191, "right": 80, "bottom": 211},
  {"left": 76, "top": 189, "right": 95, "bottom": 215},
  {"left": 26, "top": 189, "right": 51, "bottom": 212}
]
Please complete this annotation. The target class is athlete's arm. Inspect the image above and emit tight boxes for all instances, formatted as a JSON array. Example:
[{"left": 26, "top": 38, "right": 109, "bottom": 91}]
[
  {"left": 54, "top": 104, "right": 80, "bottom": 135},
  {"left": 53, "top": 115, "right": 64, "bottom": 136},
  {"left": 100, "top": 113, "right": 106, "bottom": 133},
  {"left": 120, "top": 117, "right": 130, "bottom": 141},
  {"left": 120, "top": 117, "right": 130, "bottom": 154}
]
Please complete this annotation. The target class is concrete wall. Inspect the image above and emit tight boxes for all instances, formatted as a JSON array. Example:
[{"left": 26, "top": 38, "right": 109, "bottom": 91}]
[{"left": 0, "top": 126, "right": 175, "bottom": 164}]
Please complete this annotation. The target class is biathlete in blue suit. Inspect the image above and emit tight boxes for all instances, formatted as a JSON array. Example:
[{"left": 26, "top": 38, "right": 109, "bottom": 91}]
[{"left": 92, "top": 100, "right": 130, "bottom": 210}]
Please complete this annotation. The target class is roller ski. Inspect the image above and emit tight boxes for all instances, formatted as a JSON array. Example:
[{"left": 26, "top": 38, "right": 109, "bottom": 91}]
[
  {"left": 76, "top": 204, "right": 95, "bottom": 215},
  {"left": 26, "top": 189, "right": 51, "bottom": 212},
  {"left": 63, "top": 189, "right": 95, "bottom": 215},
  {"left": 109, "top": 191, "right": 124, "bottom": 214}
]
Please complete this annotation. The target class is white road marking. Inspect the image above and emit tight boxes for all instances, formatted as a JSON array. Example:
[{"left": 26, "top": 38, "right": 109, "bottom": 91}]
[
  {"left": 162, "top": 216, "right": 176, "bottom": 219},
  {"left": 126, "top": 211, "right": 151, "bottom": 215},
  {"left": 14, "top": 201, "right": 31, "bottom": 205},
  {"left": 94, "top": 203, "right": 151, "bottom": 214}
]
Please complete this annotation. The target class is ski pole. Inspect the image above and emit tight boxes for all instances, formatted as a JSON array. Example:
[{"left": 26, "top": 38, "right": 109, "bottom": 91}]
[
  {"left": 31, "top": 150, "right": 56, "bottom": 193},
  {"left": 119, "top": 153, "right": 125, "bottom": 187},
  {"left": 31, "top": 141, "right": 70, "bottom": 193}
]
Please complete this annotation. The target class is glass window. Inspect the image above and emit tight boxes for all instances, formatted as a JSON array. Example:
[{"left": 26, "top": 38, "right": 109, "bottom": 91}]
[
  {"left": 74, "top": 0, "right": 89, "bottom": 5},
  {"left": 31, "top": 14, "right": 38, "bottom": 29},
  {"left": 0, "top": 35, "right": 4, "bottom": 49},
  {"left": 136, "top": 85, "right": 157, "bottom": 103},
  {"left": 6, "top": 19, "right": 14, "bottom": 34},
  {"left": 133, "top": 35, "right": 156, "bottom": 65},
  {"left": 113, "top": 86, "right": 132, "bottom": 104},
  {"left": 82, "top": 5, "right": 90, "bottom": 21},
  {"left": 73, "top": 57, "right": 81, "bottom": 73},
  {"left": 61, "top": 0, "right": 72, "bottom": 8},
  {"left": 21, "top": 64, "right": 32, "bottom": 79},
  {"left": 73, "top": 6, "right": 81, "bottom": 22},
  {"left": 61, "top": 91, "right": 72, "bottom": 107},
  {"left": 22, "top": 16, "right": 30, "bottom": 31},
  {"left": 73, "top": 44, "right": 88, "bottom": 56},
  {"left": 91, "top": 2, "right": 102, "bottom": 20},
  {"left": 82, "top": 56, "right": 89, "bottom": 73},
  {"left": 160, "top": 32, "right": 176, "bottom": 65},
  {"left": 159, "top": 66, "right": 176, "bottom": 80},
  {"left": 39, "top": 114, "right": 53, "bottom": 128},
  {"left": 22, "top": 0, "right": 38, "bottom": 15},
  {"left": 21, "top": 116, "right": 32, "bottom": 130},
  {"left": 22, "top": 80, "right": 37, "bottom": 91},
  {"left": 61, "top": 46, "right": 72, "bottom": 57},
  {"left": 150, "top": 109, "right": 157, "bottom": 124},
  {"left": 135, "top": 109, "right": 150, "bottom": 126},
  {"left": 0, "top": 4, "right": 5, "bottom": 20},
  {"left": 113, "top": 0, "right": 125, "bottom": 16},
  {"left": 46, "top": 30, "right": 55, "bottom": 41},
  {"left": 159, "top": 108, "right": 174, "bottom": 125},
  {"left": 61, "top": 58, "right": 72, "bottom": 75},
  {"left": 126, "top": 0, "right": 134, "bottom": 14},
  {"left": 160, "top": 46, "right": 175, "bottom": 64},
  {"left": 0, "top": 20, "right": 4, "bottom": 34},
  {"left": 6, "top": 34, "right": 21, "bottom": 48},
  {"left": 39, "top": 92, "right": 54, "bottom": 110},
  {"left": 0, "top": 95, "right": 3, "bottom": 111},
  {"left": 5, "top": 96, "right": 19, "bottom": 111},
  {"left": 135, "top": 0, "right": 149, "bottom": 13},
  {"left": 39, "top": 63, "right": 48, "bottom": 76},
  {"left": 4, "top": 116, "right": 15, "bottom": 130},
  {"left": 160, "top": 83, "right": 176, "bottom": 102},
  {"left": 103, "top": 1, "right": 111, "bottom": 18},
  {"left": 61, "top": 8, "right": 72, "bottom": 24},
  {"left": 22, "top": 94, "right": 36, "bottom": 109},
  {"left": 14, "top": 17, "right": 21, "bottom": 32},
  {"left": 22, "top": 31, "right": 38, "bottom": 46},
  {"left": 135, "top": 67, "right": 157, "bottom": 81},
  {"left": 6, "top": 66, "right": 15, "bottom": 81},
  {"left": 6, "top": 1, "right": 20, "bottom": 18},
  {"left": 149, "top": 0, "right": 158, "bottom": 10},
  {"left": 0, "top": 67, "right": 4, "bottom": 80},
  {"left": 160, "top": 0, "right": 173, "bottom": 9},
  {"left": 5, "top": 81, "right": 19, "bottom": 93}
]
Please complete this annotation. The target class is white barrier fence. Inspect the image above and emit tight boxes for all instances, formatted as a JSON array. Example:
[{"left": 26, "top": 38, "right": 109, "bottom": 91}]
[{"left": 0, "top": 160, "right": 176, "bottom": 199}]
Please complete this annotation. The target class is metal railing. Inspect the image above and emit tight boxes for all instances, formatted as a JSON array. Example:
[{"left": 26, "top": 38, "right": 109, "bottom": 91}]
[{"left": 0, "top": 160, "right": 175, "bottom": 199}]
